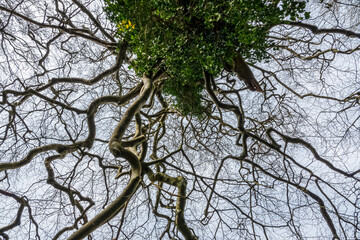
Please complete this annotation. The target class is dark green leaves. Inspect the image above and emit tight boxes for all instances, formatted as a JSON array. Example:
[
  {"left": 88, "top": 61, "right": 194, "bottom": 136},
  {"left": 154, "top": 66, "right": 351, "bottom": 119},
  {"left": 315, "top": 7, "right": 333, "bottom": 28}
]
[{"left": 105, "top": 0, "right": 309, "bottom": 115}]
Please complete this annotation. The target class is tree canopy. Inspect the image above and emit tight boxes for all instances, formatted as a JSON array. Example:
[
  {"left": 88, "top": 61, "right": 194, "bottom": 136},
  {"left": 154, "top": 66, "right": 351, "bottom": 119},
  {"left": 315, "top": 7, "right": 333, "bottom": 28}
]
[
  {"left": 0, "top": 0, "right": 360, "bottom": 240},
  {"left": 105, "top": 0, "right": 310, "bottom": 114}
]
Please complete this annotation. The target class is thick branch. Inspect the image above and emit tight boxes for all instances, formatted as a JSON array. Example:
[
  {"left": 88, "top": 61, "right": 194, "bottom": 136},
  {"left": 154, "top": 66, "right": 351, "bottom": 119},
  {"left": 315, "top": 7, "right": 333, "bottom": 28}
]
[
  {"left": 68, "top": 75, "right": 153, "bottom": 239},
  {"left": 109, "top": 74, "right": 153, "bottom": 154},
  {"left": 145, "top": 167, "right": 197, "bottom": 240},
  {"left": 285, "top": 21, "right": 360, "bottom": 39},
  {"left": 67, "top": 174, "right": 141, "bottom": 240},
  {"left": 0, "top": 190, "right": 27, "bottom": 234},
  {"left": 36, "top": 45, "right": 127, "bottom": 92},
  {"left": 266, "top": 128, "right": 360, "bottom": 179},
  {"left": 203, "top": 70, "right": 245, "bottom": 132}
]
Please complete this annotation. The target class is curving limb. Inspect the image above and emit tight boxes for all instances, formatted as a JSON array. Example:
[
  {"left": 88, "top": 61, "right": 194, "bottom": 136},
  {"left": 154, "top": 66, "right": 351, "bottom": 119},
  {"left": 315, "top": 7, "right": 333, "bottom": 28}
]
[{"left": 1, "top": 1, "right": 359, "bottom": 239}]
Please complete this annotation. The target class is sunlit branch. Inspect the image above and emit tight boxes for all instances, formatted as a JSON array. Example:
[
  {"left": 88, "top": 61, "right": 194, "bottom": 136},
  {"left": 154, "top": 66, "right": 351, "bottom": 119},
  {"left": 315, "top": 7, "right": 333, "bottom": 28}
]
[{"left": 145, "top": 167, "right": 198, "bottom": 240}]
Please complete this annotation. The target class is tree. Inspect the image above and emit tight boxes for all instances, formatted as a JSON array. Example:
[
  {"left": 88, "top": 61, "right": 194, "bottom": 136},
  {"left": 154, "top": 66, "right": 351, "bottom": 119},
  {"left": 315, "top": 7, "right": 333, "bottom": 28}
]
[
  {"left": 104, "top": 0, "right": 309, "bottom": 114},
  {"left": 0, "top": 0, "right": 359, "bottom": 239}
]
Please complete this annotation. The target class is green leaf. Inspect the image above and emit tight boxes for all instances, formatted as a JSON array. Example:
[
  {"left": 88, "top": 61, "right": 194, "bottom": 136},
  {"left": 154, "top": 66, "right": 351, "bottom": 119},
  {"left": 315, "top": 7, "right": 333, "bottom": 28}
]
[{"left": 104, "top": 0, "right": 309, "bottom": 115}]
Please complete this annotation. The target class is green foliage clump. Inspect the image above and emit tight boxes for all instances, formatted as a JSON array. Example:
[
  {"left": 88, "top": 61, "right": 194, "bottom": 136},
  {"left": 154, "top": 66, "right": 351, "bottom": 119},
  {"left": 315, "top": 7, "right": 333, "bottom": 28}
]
[{"left": 105, "top": 0, "right": 310, "bottom": 115}]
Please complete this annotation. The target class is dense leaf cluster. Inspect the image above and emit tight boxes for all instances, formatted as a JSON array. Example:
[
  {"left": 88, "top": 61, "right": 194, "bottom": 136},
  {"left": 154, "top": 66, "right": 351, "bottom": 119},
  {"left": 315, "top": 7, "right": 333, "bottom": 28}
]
[{"left": 105, "top": 0, "right": 309, "bottom": 114}]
